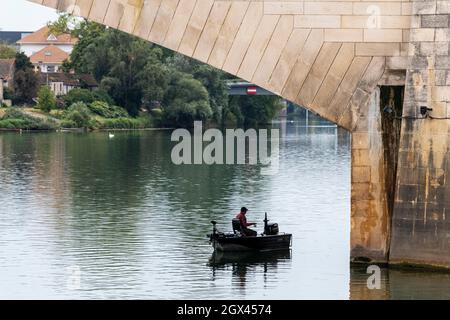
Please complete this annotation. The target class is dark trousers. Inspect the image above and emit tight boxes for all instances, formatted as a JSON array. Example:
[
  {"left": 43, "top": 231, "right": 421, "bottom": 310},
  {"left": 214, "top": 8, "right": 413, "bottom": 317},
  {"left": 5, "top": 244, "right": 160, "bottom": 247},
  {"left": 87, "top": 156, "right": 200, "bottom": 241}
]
[{"left": 243, "top": 228, "right": 257, "bottom": 237}]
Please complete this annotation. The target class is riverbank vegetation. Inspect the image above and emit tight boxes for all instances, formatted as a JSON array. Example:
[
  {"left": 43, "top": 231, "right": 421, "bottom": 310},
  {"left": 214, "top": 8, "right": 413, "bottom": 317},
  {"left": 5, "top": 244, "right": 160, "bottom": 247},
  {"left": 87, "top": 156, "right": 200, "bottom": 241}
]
[{"left": 0, "top": 15, "right": 283, "bottom": 131}]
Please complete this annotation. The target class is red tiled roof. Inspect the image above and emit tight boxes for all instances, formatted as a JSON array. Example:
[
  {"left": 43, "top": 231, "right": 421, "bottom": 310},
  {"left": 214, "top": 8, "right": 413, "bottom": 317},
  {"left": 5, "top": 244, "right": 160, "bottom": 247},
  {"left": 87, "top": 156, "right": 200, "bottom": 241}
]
[
  {"left": 30, "top": 45, "right": 69, "bottom": 65},
  {"left": 39, "top": 72, "right": 98, "bottom": 88},
  {"left": 17, "top": 26, "right": 77, "bottom": 45}
]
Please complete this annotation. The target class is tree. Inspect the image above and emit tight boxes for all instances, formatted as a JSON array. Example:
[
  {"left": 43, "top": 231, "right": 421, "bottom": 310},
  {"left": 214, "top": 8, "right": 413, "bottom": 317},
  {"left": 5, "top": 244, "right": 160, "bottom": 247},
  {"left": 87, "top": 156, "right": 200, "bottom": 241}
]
[
  {"left": 140, "top": 47, "right": 169, "bottom": 108},
  {"left": 45, "top": 13, "right": 286, "bottom": 128},
  {"left": 37, "top": 86, "right": 56, "bottom": 112},
  {"left": 47, "top": 13, "right": 79, "bottom": 35},
  {"left": 88, "top": 31, "right": 163, "bottom": 115},
  {"left": 13, "top": 52, "right": 39, "bottom": 105},
  {"left": 166, "top": 55, "right": 229, "bottom": 123},
  {"left": 194, "top": 65, "right": 229, "bottom": 124},
  {"left": 64, "top": 102, "right": 93, "bottom": 128},
  {"left": 163, "top": 72, "right": 212, "bottom": 127},
  {"left": 14, "top": 52, "right": 34, "bottom": 71},
  {"left": 63, "top": 88, "right": 94, "bottom": 106},
  {"left": 0, "top": 44, "right": 16, "bottom": 59},
  {"left": 229, "top": 95, "right": 283, "bottom": 127},
  {"left": 64, "top": 20, "right": 107, "bottom": 74},
  {"left": 13, "top": 52, "right": 39, "bottom": 104}
]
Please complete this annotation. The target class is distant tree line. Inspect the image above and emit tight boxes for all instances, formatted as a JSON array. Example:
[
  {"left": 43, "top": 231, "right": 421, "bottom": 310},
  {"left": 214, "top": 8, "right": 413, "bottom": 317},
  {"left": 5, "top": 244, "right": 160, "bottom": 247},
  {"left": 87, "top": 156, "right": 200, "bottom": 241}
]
[
  {"left": 1, "top": 15, "right": 282, "bottom": 128},
  {"left": 49, "top": 14, "right": 283, "bottom": 127}
]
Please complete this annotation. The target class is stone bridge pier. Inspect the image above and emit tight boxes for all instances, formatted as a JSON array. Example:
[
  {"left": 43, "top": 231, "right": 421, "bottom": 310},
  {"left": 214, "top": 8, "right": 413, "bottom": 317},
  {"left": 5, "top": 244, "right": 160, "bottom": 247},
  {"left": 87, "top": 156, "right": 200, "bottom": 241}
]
[{"left": 29, "top": 0, "right": 450, "bottom": 268}]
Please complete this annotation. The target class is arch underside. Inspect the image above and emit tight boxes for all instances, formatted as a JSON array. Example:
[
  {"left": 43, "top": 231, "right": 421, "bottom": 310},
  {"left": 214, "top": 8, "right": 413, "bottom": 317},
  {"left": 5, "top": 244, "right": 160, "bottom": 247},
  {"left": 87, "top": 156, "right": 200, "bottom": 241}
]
[{"left": 27, "top": 0, "right": 409, "bottom": 132}]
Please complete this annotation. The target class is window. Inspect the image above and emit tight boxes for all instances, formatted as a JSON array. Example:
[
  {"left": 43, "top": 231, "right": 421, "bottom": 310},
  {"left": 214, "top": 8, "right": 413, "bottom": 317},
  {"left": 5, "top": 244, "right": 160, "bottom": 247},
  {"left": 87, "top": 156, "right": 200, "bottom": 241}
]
[{"left": 47, "top": 34, "right": 58, "bottom": 41}]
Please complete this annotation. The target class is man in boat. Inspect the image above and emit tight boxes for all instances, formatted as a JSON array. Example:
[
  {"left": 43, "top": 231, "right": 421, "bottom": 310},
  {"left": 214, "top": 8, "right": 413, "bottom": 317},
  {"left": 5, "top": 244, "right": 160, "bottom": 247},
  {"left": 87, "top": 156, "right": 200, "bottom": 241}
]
[{"left": 236, "top": 207, "right": 257, "bottom": 237}]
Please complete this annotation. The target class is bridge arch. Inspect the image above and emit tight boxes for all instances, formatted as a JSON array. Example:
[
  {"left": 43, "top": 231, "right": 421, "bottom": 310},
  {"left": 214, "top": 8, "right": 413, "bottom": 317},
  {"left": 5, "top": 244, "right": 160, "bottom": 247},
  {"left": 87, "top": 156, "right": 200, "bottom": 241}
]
[
  {"left": 30, "top": 0, "right": 403, "bottom": 131},
  {"left": 28, "top": 0, "right": 418, "bottom": 264}
]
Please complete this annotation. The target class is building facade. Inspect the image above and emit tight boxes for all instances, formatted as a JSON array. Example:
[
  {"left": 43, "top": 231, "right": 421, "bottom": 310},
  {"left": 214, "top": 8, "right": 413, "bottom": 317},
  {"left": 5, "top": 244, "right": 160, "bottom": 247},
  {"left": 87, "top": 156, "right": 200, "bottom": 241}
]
[
  {"left": 30, "top": 45, "right": 69, "bottom": 73},
  {"left": 40, "top": 72, "right": 98, "bottom": 96},
  {"left": 17, "top": 26, "right": 77, "bottom": 73}
]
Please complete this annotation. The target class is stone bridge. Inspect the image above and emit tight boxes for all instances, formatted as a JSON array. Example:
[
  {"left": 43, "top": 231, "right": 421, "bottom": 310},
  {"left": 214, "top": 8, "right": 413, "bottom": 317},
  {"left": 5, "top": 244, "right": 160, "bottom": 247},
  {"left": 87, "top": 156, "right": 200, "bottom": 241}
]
[{"left": 29, "top": 0, "right": 450, "bottom": 268}]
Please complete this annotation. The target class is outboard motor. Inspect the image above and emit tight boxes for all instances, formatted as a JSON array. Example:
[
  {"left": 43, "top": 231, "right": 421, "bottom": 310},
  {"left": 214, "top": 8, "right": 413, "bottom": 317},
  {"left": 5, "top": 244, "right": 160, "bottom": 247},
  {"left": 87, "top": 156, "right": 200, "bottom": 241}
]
[{"left": 264, "top": 213, "right": 279, "bottom": 235}]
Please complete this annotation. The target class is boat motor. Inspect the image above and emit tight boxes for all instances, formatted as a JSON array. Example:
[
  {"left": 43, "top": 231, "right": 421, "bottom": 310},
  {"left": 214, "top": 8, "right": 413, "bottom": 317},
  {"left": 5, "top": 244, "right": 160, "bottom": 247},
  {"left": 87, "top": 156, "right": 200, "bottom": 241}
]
[{"left": 263, "top": 213, "right": 279, "bottom": 236}]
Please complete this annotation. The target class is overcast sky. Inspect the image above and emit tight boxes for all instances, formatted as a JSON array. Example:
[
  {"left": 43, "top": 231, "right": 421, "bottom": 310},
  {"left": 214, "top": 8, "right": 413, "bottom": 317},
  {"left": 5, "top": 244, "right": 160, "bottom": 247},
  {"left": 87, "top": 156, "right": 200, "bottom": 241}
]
[{"left": 0, "top": 0, "right": 58, "bottom": 31}]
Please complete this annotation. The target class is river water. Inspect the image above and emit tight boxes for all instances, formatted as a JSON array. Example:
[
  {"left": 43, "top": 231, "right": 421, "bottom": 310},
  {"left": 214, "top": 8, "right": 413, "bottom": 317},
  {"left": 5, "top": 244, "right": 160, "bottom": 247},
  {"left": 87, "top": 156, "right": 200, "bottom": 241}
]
[{"left": 1, "top": 121, "right": 450, "bottom": 300}]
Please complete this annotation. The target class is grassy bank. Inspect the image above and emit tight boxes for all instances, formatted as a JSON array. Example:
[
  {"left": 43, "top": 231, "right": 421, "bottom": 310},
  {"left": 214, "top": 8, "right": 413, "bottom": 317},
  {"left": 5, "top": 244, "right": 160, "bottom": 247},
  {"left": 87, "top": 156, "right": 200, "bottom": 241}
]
[{"left": 0, "top": 105, "right": 158, "bottom": 131}]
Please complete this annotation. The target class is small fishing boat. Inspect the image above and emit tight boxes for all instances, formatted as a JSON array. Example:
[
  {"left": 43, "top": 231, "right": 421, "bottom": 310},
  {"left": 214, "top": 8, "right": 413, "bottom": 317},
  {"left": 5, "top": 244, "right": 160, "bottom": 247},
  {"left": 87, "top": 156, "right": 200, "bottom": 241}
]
[{"left": 208, "top": 213, "right": 292, "bottom": 252}]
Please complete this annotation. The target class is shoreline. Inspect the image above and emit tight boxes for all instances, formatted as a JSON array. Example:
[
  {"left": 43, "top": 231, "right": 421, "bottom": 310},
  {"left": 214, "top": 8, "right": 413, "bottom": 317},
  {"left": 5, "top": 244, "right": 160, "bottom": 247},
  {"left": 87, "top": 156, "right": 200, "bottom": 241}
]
[{"left": 0, "top": 127, "right": 174, "bottom": 133}]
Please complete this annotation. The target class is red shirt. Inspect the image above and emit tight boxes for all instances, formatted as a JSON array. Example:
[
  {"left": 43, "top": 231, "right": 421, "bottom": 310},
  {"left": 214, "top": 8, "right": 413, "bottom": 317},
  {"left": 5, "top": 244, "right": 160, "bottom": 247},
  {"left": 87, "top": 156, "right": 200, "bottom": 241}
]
[{"left": 236, "top": 212, "right": 251, "bottom": 227}]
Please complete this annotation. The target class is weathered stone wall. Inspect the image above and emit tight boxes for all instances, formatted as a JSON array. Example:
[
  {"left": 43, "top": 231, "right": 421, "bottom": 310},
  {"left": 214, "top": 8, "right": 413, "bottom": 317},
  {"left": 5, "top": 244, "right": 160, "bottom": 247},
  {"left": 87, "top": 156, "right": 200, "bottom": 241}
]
[
  {"left": 390, "top": 0, "right": 450, "bottom": 268},
  {"left": 350, "top": 87, "right": 391, "bottom": 263}
]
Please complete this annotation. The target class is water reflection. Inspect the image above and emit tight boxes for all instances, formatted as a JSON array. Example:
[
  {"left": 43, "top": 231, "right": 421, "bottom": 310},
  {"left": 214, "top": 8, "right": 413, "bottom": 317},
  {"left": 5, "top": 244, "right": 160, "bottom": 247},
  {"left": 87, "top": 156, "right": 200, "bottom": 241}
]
[
  {"left": 209, "top": 250, "right": 292, "bottom": 294},
  {"left": 350, "top": 266, "right": 450, "bottom": 300},
  {"left": 2, "top": 123, "right": 450, "bottom": 299},
  {"left": 0, "top": 124, "right": 352, "bottom": 299}
]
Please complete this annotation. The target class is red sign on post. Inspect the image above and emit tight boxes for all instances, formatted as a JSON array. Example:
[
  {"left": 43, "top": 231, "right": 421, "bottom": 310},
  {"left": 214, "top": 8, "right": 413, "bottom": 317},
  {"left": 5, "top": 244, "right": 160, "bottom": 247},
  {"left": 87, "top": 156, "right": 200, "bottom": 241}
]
[{"left": 247, "top": 87, "right": 257, "bottom": 95}]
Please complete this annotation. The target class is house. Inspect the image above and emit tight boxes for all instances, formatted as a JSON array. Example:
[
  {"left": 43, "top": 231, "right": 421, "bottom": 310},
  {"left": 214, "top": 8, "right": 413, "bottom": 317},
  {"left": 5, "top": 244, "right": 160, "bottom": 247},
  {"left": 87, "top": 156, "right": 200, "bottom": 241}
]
[
  {"left": 39, "top": 72, "right": 98, "bottom": 96},
  {"left": 17, "top": 26, "right": 77, "bottom": 57},
  {"left": 30, "top": 45, "right": 70, "bottom": 73},
  {"left": 16, "top": 26, "right": 77, "bottom": 74}
]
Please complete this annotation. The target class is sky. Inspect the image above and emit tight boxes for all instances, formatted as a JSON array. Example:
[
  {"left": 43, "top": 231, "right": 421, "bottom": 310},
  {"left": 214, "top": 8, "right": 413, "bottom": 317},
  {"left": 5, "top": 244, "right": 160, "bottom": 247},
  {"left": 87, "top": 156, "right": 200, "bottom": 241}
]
[{"left": 0, "top": 0, "right": 58, "bottom": 31}]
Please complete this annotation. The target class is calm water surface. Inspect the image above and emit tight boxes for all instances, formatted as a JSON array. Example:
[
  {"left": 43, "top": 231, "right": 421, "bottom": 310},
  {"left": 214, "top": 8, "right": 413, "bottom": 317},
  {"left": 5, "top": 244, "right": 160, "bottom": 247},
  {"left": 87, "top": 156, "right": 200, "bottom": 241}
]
[{"left": 1, "top": 122, "right": 450, "bottom": 299}]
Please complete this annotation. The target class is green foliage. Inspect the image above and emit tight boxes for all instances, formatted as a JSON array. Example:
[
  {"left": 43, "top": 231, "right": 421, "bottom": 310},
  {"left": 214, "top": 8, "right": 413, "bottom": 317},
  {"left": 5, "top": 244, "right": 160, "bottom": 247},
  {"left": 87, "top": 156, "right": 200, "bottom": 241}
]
[
  {"left": 60, "top": 119, "right": 78, "bottom": 128},
  {"left": 50, "top": 109, "right": 65, "bottom": 119},
  {"left": 0, "top": 108, "right": 57, "bottom": 130},
  {"left": 150, "top": 108, "right": 163, "bottom": 117},
  {"left": 65, "top": 20, "right": 107, "bottom": 74},
  {"left": 92, "top": 89, "right": 115, "bottom": 106},
  {"left": 63, "top": 88, "right": 95, "bottom": 106},
  {"left": 194, "top": 64, "right": 229, "bottom": 124},
  {"left": 223, "top": 110, "right": 238, "bottom": 127},
  {"left": 37, "top": 86, "right": 56, "bottom": 112},
  {"left": 149, "top": 108, "right": 163, "bottom": 126},
  {"left": 88, "top": 101, "right": 128, "bottom": 118},
  {"left": 2, "top": 87, "right": 14, "bottom": 100},
  {"left": 229, "top": 95, "right": 284, "bottom": 126},
  {"left": 14, "top": 52, "right": 34, "bottom": 71},
  {"left": 63, "top": 102, "right": 93, "bottom": 128},
  {"left": 63, "top": 88, "right": 114, "bottom": 108},
  {"left": 140, "top": 50, "right": 169, "bottom": 108},
  {"left": 47, "top": 13, "right": 79, "bottom": 35},
  {"left": 0, "top": 118, "right": 28, "bottom": 129},
  {"left": 88, "top": 31, "right": 161, "bottom": 116},
  {"left": 166, "top": 55, "right": 228, "bottom": 124},
  {"left": 56, "top": 15, "right": 281, "bottom": 128},
  {"left": 13, "top": 52, "right": 39, "bottom": 105},
  {"left": 0, "top": 44, "right": 16, "bottom": 59},
  {"left": 61, "top": 59, "right": 73, "bottom": 73},
  {"left": 13, "top": 69, "right": 39, "bottom": 105},
  {"left": 99, "top": 116, "right": 151, "bottom": 129},
  {"left": 163, "top": 73, "right": 212, "bottom": 128}
]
